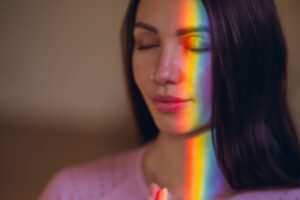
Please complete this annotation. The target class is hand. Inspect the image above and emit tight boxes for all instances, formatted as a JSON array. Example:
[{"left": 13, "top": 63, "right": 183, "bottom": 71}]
[{"left": 147, "top": 183, "right": 172, "bottom": 200}]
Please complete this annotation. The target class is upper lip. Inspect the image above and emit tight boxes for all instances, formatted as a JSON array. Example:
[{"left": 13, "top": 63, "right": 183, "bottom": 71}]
[{"left": 152, "top": 95, "right": 191, "bottom": 102}]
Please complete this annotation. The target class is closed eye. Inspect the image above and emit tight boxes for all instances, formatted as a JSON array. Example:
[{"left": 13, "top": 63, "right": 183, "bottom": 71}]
[
  {"left": 136, "top": 44, "right": 160, "bottom": 50},
  {"left": 182, "top": 35, "right": 210, "bottom": 53}
]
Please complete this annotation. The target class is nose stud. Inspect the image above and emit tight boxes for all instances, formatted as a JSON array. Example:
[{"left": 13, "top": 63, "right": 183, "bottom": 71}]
[{"left": 150, "top": 74, "right": 155, "bottom": 81}]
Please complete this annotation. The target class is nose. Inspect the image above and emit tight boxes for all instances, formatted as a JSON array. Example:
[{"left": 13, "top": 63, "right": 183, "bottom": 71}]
[{"left": 152, "top": 44, "right": 183, "bottom": 85}]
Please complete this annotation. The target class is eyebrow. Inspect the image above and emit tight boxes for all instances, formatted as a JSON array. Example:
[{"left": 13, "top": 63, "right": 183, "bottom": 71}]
[
  {"left": 134, "top": 22, "right": 210, "bottom": 36},
  {"left": 134, "top": 22, "right": 158, "bottom": 33},
  {"left": 177, "top": 27, "right": 210, "bottom": 36}
]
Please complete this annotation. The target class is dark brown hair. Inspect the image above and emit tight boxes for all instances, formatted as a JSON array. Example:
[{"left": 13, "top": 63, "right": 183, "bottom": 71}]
[{"left": 121, "top": 0, "right": 300, "bottom": 190}]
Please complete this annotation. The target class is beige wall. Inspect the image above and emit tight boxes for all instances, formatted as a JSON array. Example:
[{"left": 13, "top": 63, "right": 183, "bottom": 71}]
[
  {"left": 276, "top": 0, "right": 300, "bottom": 129},
  {"left": 0, "top": 0, "right": 140, "bottom": 200},
  {"left": 0, "top": 0, "right": 299, "bottom": 199},
  {"left": 0, "top": 0, "right": 132, "bottom": 128}
]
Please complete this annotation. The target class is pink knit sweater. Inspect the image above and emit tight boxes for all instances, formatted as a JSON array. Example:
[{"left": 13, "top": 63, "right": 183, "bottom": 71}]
[
  {"left": 39, "top": 144, "right": 151, "bottom": 200},
  {"left": 39, "top": 143, "right": 300, "bottom": 200}
]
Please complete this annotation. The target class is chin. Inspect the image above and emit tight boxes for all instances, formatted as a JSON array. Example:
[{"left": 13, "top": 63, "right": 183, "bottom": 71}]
[
  {"left": 154, "top": 116, "right": 210, "bottom": 136},
  {"left": 148, "top": 102, "right": 212, "bottom": 136}
]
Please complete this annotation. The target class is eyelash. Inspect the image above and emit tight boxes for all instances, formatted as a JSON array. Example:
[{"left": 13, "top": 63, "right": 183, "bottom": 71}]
[
  {"left": 186, "top": 47, "right": 210, "bottom": 53},
  {"left": 135, "top": 44, "right": 210, "bottom": 53},
  {"left": 136, "top": 44, "right": 160, "bottom": 50}
]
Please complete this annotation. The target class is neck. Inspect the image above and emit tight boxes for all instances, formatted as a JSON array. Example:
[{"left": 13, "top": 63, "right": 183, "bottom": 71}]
[{"left": 144, "top": 130, "right": 235, "bottom": 200}]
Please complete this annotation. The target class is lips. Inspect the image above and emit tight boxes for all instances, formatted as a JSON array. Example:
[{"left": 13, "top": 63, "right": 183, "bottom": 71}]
[{"left": 151, "top": 95, "right": 191, "bottom": 112}]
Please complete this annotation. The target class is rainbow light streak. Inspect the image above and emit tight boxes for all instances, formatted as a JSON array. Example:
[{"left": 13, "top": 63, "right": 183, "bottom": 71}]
[
  {"left": 176, "top": 0, "right": 221, "bottom": 199},
  {"left": 185, "top": 132, "right": 213, "bottom": 200}
]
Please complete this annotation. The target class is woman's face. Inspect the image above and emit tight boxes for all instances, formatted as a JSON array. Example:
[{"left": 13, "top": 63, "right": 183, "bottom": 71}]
[{"left": 133, "top": 0, "right": 212, "bottom": 135}]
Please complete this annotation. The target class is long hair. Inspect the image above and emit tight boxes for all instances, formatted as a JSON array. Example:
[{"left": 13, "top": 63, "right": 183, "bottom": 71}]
[{"left": 121, "top": 0, "right": 300, "bottom": 190}]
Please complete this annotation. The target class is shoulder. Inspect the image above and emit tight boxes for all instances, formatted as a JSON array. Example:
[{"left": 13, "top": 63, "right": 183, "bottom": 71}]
[
  {"left": 231, "top": 188, "right": 300, "bottom": 200},
  {"left": 38, "top": 144, "right": 150, "bottom": 200}
]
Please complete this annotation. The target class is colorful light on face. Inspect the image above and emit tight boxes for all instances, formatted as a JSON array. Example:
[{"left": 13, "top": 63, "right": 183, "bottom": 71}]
[
  {"left": 177, "top": 1, "right": 221, "bottom": 200},
  {"left": 175, "top": 0, "right": 212, "bottom": 134}
]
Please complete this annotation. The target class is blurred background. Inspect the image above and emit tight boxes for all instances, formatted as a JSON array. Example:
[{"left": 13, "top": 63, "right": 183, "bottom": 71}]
[{"left": 0, "top": 0, "right": 299, "bottom": 199}]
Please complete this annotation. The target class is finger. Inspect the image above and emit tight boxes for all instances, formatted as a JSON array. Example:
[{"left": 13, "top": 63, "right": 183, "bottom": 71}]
[
  {"left": 150, "top": 182, "right": 160, "bottom": 195},
  {"left": 149, "top": 182, "right": 160, "bottom": 197},
  {"left": 156, "top": 188, "right": 169, "bottom": 200}
]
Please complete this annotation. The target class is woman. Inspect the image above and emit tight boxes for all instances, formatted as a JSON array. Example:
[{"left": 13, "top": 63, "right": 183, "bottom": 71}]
[{"left": 39, "top": 0, "right": 300, "bottom": 199}]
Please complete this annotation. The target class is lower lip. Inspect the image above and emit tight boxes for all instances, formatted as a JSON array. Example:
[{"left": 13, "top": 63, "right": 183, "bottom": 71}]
[{"left": 153, "top": 101, "right": 190, "bottom": 112}]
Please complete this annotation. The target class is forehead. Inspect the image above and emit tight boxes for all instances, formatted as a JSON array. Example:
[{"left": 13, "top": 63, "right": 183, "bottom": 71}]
[{"left": 136, "top": 0, "right": 209, "bottom": 31}]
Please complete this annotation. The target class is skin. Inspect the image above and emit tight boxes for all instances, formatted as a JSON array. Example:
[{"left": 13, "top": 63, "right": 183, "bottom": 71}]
[
  {"left": 133, "top": 0, "right": 235, "bottom": 199},
  {"left": 133, "top": 0, "right": 212, "bottom": 135}
]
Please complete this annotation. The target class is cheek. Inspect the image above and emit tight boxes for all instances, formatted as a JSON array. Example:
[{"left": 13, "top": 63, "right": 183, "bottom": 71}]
[
  {"left": 132, "top": 52, "right": 153, "bottom": 95},
  {"left": 196, "top": 53, "right": 212, "bottom": 104},
  {"left": 202, "top": 63, "right": 212, "bottom": 98}
]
